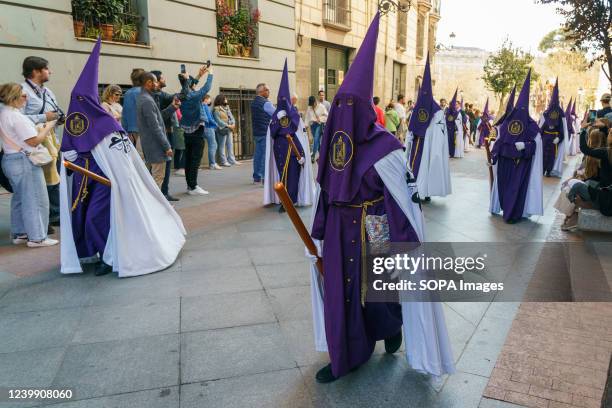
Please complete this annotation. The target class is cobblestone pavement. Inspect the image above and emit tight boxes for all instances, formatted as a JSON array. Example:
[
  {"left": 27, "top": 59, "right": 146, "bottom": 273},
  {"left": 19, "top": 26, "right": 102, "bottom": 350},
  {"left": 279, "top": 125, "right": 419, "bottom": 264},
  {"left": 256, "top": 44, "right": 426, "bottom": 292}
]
[{"left": 0, "top": 148, "right": 597, "bottom": 408}]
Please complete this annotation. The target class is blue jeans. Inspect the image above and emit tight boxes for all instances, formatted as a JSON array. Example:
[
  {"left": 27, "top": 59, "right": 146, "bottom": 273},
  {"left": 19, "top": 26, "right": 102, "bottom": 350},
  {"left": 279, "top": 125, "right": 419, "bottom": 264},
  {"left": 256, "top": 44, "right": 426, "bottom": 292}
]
[
  {"left": 1, "top": 152, "right": 49, "bottom": 241},
  {"left": 310, "top": 123, "right": 323, "bottom": 158},
  {"left": 253, "top": 135, "right": 266, "bottom": 182},
  {"left": 204, "top": 127, "right": 218, "bottom": 167}
]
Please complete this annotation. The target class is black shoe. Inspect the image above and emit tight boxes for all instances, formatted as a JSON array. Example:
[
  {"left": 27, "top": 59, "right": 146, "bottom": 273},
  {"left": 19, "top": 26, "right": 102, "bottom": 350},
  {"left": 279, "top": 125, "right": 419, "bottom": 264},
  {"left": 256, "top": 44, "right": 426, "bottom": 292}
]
[
  {"left": 315, "top": 364, "right": 338, "bottom": 384},
  {"left": 384, "top": 330, "right": 402, "bottom": 354},
  {"left": 94, "top": 262, "right": 112, "bottom": 276},
  {"left": 424, "top": 196, "right": 431, "bottom": 202},
  {"left": 165, "top": 194, "right": 180, "bottom": 202},
  {"left": 278, "top": 205, "right": 286, "bottom": 213},
  {"left": 47, "top": 225, "right": 55, "bottom": 235}
]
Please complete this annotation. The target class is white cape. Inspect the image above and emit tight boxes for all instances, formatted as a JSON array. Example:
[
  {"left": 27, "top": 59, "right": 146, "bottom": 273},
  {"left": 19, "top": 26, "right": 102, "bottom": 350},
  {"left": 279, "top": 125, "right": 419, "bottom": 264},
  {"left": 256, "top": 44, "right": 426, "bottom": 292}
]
[
  {"left": 263, "top": 118, "right": 315, "bottom": 206},
  {"left": 464, "top": 120, "right": 471, "bottom": 152},
  {"left": 489, "top": 134, "right": 544, "bottom": 218},
  {"left": 537, "top": 116, "right": 568, "bottom": 178},
  {"left": 60, "top": 132, "right": 186, "bottom": 277},
  {"left": 453, "top": 117, "right": 465, "bottom": 158},
  {"left": 308, "top": 149, "right": 455, "bottom": 377},
  {"left": 405, "top": 110, "right": 452, "bottom": 197},
  {"left": 568, "top": 116, "right": 580, "bottom": 156}
]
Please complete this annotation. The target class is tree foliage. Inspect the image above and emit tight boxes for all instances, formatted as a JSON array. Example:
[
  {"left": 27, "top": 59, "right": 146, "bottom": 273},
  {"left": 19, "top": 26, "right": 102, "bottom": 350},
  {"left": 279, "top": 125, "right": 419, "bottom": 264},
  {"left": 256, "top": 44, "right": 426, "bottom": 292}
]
[
  {"left": 483, "top": 41, "right": 538, "bottom": 108},
  {"left": 537, "top": 0, "right": 612, "bottom": 89}
]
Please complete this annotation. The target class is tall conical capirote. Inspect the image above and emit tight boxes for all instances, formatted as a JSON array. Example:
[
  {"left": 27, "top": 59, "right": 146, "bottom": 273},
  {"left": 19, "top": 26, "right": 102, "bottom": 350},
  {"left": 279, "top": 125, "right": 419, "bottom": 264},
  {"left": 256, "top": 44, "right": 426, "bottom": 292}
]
[
  {"left": 494, "top": 69, "right": 539, "bottom": 149},
  {"left": 269, "top": 58, "right": 300, "bottom": 137},
  {"left": 61, "top": 38, "right": 124, "bottom": 153},
  {"left": 315, "top": 11, "right": 403, "bottom": 203},
  {"left": 408, "top": 53, "right": 441, "bottom": 137},
  {"left": 336, "top": 12, "right": 380, "bottom": 100},
  {"left": 541, "top": 78, "right": 564, "bottom": 131},
  {"left": 494, "top": 86, "right": 516, "bottom": 126}
]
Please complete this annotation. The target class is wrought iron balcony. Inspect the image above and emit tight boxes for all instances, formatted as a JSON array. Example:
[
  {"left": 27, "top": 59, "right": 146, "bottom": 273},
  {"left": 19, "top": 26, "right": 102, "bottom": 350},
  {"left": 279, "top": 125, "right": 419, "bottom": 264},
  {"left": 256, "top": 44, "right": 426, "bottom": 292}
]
[{"left": 323, "top": 0, "right": 351, "bottom": 31}]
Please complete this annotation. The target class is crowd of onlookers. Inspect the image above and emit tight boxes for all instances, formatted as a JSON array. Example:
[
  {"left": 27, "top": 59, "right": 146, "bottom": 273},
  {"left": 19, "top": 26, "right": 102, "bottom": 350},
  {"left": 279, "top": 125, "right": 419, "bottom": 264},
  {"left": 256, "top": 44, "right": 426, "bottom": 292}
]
[{"left": 1, "top": 53, "right": 611, "bottom": 248}]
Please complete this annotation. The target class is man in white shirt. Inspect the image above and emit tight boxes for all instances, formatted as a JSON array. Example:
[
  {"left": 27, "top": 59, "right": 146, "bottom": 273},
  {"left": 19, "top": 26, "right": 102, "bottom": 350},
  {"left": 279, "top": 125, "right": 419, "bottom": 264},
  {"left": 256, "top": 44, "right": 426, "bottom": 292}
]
[
  {"left": 318, "top": 90, "right": 331, "bottom": 113},
  {"left": 394, "top": 94, "right": 407, "bottom": 142}
]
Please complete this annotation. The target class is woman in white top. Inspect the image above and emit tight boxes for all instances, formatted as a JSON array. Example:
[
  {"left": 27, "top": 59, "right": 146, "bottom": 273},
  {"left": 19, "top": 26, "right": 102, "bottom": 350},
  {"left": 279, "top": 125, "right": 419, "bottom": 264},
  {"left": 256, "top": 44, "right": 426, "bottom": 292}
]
[
  {"left": 305, "top": 95, "right": 328, "bottom": 162},
  {"left": 101, "top": 84, "right": 123, "bottom": 123},
  {"left": 0, "top": 83, "right": 58, "bottom": 247}
]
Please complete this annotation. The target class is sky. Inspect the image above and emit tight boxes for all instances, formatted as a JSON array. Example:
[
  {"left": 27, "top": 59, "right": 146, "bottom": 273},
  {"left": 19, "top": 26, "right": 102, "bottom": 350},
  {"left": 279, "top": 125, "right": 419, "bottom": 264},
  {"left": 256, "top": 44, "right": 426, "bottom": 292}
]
[{"left": 438, "top": 0, "right": 565, "bottom": 54}]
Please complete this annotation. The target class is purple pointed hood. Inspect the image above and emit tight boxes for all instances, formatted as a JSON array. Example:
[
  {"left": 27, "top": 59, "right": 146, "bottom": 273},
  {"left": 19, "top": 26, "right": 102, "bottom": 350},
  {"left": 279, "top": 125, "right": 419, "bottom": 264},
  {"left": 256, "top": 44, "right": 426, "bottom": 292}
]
[
  {"left": 481, "top": 98, "right": 491, "bottom": 122},
  {"left": 570, "top": 98, "right": 577, "bottom": 117},
  {"left": 494, "top": 86, "right": 516, "bottom": 126},
  {"left": 316, "top": 12, "right": 402, "bottom": 203},
  {"left": 269, "top": 59, "right": 300, "bottom": 138},
  {"left": 541, "top": 78, "right": 564, "bottom": 132},
  {"left": 494, "top": 69, "right": 539, "bottom": 151},
  {"left": 478, "top": 97, "right": 492, "bottom": 138},
  {"left": 61, "top": 38, "right": 124, "bottom": 153},
  {"left": 408, "top": 54, "right": 441, "bottom": 137},
  {"left": 446, "top": 89, "right": 459, "bottom": 124}
]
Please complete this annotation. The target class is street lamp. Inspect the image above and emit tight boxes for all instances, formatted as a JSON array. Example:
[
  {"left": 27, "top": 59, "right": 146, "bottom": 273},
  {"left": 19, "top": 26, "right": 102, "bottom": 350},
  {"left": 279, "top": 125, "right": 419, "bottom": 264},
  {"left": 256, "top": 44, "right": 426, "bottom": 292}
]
[{"left": 378, "top": 0, "right": 412, "bottom": 15}]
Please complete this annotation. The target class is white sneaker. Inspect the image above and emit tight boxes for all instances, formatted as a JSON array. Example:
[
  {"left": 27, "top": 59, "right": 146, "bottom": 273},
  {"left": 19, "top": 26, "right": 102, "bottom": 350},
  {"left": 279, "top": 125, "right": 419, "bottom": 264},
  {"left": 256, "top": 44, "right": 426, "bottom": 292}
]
[
  {"left": 27, "top": 238, "right": 59, "bottom": 248},
  {"left": 232, "top": 161, "right": 241, "bottom": 166},
  {"left": 210, "top": 164, "right": 222, "bottom": 170},
  {"left": 174, "top": 169, "right": 185, "bottom": 176},
  {"left": 221, "top": 162, "right": 232, "bottom": 167},
  {"left": 187, "top": 185, "right": 209, "bottom": 196},
  {"left": 12, "top": 235, "right": 28, "bottom": 245}
]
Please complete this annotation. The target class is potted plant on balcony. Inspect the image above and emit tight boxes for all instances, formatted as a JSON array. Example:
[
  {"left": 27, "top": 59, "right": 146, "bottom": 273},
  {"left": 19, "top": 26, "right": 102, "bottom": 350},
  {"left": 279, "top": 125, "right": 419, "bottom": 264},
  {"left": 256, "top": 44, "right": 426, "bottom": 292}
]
[
  {"left": 242, "top": 8, "right": 260, "bottom": 57},
  {"left": 114, "top": 21, "right": 138, "bottom": 43},
  {"left": 93, "top": 0, "right": 126, "bottom": 41},
  {"left": 71, "top": 0, "right": 96, "bottom": 37}
]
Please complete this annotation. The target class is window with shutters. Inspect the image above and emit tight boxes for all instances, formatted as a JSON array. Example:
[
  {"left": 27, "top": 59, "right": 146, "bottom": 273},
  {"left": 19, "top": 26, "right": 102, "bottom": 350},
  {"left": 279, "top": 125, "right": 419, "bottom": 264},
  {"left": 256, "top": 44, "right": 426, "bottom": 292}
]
[
  {"left": 323, "top": 0, "right": 351, "bottom": 31},
  {"left": 396, "top": 2, "right": 408, "bottom": 50}
]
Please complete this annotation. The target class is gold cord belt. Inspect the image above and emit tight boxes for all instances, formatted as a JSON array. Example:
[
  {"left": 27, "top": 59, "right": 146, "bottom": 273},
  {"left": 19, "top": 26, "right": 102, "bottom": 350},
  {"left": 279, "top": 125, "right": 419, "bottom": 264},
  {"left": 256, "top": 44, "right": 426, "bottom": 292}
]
[
  {"left": 343, "top": 196, "right": 385, "bottom": 306},
  {"left": 71, "top": 158, "right": 89, "bottom": 211},
  {"left": 544, "top": 130, "right": 560, "bottom": 157},
  {"left": 411, "top": 136, "right": 422, "bottom": 171}
]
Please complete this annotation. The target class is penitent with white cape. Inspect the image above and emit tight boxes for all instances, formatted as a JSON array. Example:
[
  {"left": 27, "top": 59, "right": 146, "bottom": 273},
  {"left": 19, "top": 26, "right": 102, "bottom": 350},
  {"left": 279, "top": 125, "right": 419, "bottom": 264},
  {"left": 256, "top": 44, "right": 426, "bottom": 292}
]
[
  {"left": 59, "top": 38, "right": 186, "bottom": 278},
  {"left": 308, "top": 150, "right": 455, "bottom": 378}
]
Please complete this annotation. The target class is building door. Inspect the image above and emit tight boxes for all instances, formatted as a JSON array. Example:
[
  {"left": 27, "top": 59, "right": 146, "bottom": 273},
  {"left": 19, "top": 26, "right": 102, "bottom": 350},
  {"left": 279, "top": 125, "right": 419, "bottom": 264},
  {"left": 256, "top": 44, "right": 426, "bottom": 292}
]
[
  {"left": 392, "top": 62, "right": 406, "bottom": 102},
  {"left": 311, "top": 42, "right": 348, "bottom": 102},
  {"left": 221, "top": 88, "right": 257, "bottom": 160}
]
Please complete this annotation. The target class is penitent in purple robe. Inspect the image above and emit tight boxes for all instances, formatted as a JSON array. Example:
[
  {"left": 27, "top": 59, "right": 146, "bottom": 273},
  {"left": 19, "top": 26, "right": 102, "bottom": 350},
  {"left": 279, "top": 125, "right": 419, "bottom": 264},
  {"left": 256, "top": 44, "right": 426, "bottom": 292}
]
[
  {"left": 61, "top": 38, "right": 125, "bottom": 259},
  {"left": 270, "top": 59, "right": 304, "bottom": 203},
  {"left": 312, "top": 167, "right": 418, "bottom": 377},
  {"left": 491, "top": 70, "right": 539, "bottom": 223},
  {"left": 313, "top": 12, "right": 423, "bottom": 378},
  {"left": 478, "top": 98, "right": 491, "bottom": 147},
  {"left": 69, "top": 153, "right": 110, "bottom": 258},
  {"left": 408, "top": 55, "right": 440, "bottom": 178},
  {"left": 540, "top": 79, "right": 564, "bottom": 174},
  {"left": 446, "top": 89, "right": 459, "bottom": 157}
]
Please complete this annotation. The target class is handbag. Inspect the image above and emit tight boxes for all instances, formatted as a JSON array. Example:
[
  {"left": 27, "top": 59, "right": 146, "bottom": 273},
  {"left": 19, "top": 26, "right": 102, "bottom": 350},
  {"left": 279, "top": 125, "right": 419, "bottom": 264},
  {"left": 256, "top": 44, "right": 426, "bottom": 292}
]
[
  {"left": 3, "top": 132, "right": 52, "bottom": 167},
  {"left": 26, "top": 145, "right": 53, "bottom": 167}
]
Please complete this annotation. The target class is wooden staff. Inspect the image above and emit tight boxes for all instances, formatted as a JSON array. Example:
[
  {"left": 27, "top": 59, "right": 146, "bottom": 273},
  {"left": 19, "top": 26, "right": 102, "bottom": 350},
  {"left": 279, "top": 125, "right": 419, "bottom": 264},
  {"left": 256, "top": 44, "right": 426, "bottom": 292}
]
[
  {"left": 286, "top": 135, "right": 303, "bottom": 162},
  {"left": 274, "top": 182, "right": 323, "bottom": 276},
  {"left": 64, "top": 160, "right": 111, "bottom": 187}
]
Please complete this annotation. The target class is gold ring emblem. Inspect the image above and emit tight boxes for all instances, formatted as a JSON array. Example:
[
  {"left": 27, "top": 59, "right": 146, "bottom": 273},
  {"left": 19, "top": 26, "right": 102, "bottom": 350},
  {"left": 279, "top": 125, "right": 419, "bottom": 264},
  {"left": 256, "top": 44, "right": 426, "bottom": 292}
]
[
  {"left": 508, "top": 120, "right": 524, "bottom": 136},
  {"left": 549, "top": 110, "right": 559, "bottom": 120},
  {"left": 417, "top": 108, "right": 429, "bottom": 123},
  {"left": 65, "top": 112, "right": 89, "bottom": 137},
  {"left": 279, "top": 116, "right": 290, "bottom": 128},
  {"left": 329, "top": 131, "right": 354, "bottom": 171}
]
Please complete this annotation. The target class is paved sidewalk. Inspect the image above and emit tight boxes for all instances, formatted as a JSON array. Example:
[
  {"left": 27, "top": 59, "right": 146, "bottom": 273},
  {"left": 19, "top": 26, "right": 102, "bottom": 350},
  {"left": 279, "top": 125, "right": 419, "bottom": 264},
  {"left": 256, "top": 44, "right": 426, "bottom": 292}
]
[{"left": 0, "top": 150, "right": 579, "bottom": 407}]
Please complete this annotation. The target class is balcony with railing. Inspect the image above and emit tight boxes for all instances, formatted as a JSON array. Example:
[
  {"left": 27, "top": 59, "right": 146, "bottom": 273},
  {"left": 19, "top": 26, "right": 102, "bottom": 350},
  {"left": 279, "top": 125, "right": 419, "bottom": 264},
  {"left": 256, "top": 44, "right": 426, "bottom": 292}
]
[{"left": 323, "top": 0, "right": 351, "bottom": 31}]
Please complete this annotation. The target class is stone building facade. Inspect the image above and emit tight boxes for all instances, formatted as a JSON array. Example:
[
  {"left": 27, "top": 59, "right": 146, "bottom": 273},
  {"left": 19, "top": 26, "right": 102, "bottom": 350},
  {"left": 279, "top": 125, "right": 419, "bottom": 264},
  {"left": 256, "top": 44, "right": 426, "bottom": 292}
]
[
  {"left": 294, "top": 0, "right": 441, "bottom": 111},
  {"left": 0, "top": 0, "right": 295, "bottom": 159}
]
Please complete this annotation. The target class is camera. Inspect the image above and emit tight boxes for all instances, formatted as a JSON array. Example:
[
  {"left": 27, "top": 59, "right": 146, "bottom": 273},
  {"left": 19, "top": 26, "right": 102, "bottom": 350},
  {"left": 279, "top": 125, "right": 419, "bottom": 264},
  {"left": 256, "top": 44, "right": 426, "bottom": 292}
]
[{"left": 56, "top": 110, "right": 66, "bottom": 126}]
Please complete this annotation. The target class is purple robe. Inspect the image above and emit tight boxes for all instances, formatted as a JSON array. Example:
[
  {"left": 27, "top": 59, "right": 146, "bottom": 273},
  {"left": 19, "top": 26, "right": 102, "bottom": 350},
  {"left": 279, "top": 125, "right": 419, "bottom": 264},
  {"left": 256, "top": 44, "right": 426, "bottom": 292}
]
[
  {"left": 69, "top": 153, "right": 110, "bottom": 258},
  {"left": 272, "top": 134, "right": 304, "bottom": 203},
  {"left": 492, "top": 143, "right": 536, "bottom": 222},
  {"left": 491, "top": 69, "right": 539, "bottom": 223},
  {"left": 312, "top": 165, "right": 418, "bottom": 377},
  {"left": 445, "top": 90, "right": 459, "bottom": 157},
  {"left": 540, "top": 80, "right": 564, "bottom": 174}
]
